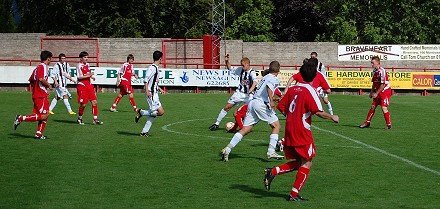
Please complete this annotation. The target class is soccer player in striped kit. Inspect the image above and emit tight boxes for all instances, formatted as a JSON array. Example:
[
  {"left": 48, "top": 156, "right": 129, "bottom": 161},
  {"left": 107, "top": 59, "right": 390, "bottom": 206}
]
[
  {"left": 110, "top": 54, "right": 139, "bottom": 112},
  {"left": 135, "top": 51, "right": 166, "bottom": 137},
  {"left": 13, "top": 50, "right": 53, "bottom": 139},
  {"left": 209, "top": 54, "right": 258, "bottom": 131},
  {"left": 221, "top": 61, "right": 284, "bottom": 161},
  {"left": 49, "top": 53, "right": 76, "bottom": 115},
  {"left": 359, "top": 56, "right": 392, "bottom": 129}
]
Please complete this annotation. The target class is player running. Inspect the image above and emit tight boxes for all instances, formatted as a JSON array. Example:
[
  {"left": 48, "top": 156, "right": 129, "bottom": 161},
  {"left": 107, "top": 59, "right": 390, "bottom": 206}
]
[
  {"left": 310, "top": 52, "right": 334, "bottom": 115},
  {"left": 284, "top": 58, "right": 332, "bottom": 115},
  {"left": 264, "top": 61, "right": 339, "bottom": 201},
  {"left": 48, "top": 53, "right": 76, "bottom": 115},
  {"left": 135, "top": 51, "right": 166, "bottom": 137},
  {"left": 110, "top": 54, "right": 139, "bottom": 112},
  {"left": 13, "top": 50, "right": 53, "bottom": 139},
  {"left": 359, "top": 56, "right": 392, "bottom": 129},
  {"left": 220, "top": 61, "right": 284, "bottom": 161},
  {"left": 76, "top": 51, "right": 103, "bottom": 125},
  {"left": 208, "top": 54, "right": 258, "bottom": 131}
]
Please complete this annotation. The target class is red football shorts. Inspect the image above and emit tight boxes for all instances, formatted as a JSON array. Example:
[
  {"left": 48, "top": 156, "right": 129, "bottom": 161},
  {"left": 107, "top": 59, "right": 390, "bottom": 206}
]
[
  {"left": 284, "top": 143, "right": 316, "bottom": 161},
  {"left": 119, "top": 83, "right": 133, "bottom": 95},
  {"left": 372, "top": 89, "right": 391, "bottom": 107},
  {"left": 77, "top": 86, "right": 97, "bottom": 104},
  {"left": 33, "top": 97, "right": 49, "bottom": 114}
]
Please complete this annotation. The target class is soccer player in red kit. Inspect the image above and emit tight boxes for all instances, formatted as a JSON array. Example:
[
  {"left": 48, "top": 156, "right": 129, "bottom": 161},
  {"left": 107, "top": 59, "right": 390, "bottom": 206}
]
[
  {"left": 263, "top": 61, "right": 339, "bottom": 201},
  {"left": 359, "top": 56, "right": 392, "bottom": 129},
  {"left": 13, "top": 50, "right": 53, "bottom": 139},
  {"left": 110, "top": 54, "right": 139, "bottom": 112},
  {"left": 76, "top": 51, "right": 103, "bottom": 125}
]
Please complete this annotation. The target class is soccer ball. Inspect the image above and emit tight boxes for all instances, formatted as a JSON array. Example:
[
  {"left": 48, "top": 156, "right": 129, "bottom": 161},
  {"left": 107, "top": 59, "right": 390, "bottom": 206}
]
[{"left": 225, "top": 122, "right": 235, "bottom": 131}]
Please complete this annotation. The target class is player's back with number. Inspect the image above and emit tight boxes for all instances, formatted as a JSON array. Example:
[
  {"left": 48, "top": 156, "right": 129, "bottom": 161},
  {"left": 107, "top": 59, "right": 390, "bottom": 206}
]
[{"left": 277, "top": 84, "right": 322, "bottom": 146}]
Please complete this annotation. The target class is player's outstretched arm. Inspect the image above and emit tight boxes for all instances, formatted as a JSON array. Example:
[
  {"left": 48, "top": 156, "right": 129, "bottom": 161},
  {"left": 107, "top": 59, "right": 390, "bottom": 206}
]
[
  {"left": 39, "top": 78, "right": 52, "bottom": 89},
  {"left": 316, "top": 111, "right": 339, "bottom": 123},
  {"left": 225, "top": 54, "right": 232, "bottom": 71},
  {"left": 283, "top": 77, "right": 294, "bottom": 95}
]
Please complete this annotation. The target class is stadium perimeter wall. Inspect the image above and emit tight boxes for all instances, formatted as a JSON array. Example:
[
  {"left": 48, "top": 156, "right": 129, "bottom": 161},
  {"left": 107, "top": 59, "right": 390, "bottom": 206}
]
[{"left": 1, "top": 33, "right": 440, "bottom": 68}]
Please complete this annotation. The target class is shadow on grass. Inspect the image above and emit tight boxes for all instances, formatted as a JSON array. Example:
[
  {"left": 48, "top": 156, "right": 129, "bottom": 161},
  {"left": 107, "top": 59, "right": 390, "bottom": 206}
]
[
  {"left": 230, "top": 184, "right": 286, "bottom": 199},
  {"left": 117, "top": 131, "right": 140, "bottom": 137},
  {"left": 223, "top": 153, "right": 273, "bottom": 163},
  {"left": 8, "top": 133, "right": 36, "bottom": 139},
  {"left": 52, "top": 119, "right": 78, "bottom": 124}
]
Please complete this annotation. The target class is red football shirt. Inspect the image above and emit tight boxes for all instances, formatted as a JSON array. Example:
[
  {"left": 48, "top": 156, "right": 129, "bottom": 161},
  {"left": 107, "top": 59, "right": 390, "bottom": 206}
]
[
  {"left": 291, "top": 72, "right": 330, "bottom": 91},
  {"left": 277, "top": 83, "right": 323, "bottom": 146},
  {"left": 31, "top": 63, "right": 49, "bottom": 99},
  {"left": 77, "top": 62, "right": 92, "bottom": 89},
  {"left": 236, "top": 104, "right": 248, "bottom": 118},
  {"left": 372, "top": 67, "right": 391, "bottom": 91},
  {"left": 119, "top": 62, "right": 134, "bottom": 86}
]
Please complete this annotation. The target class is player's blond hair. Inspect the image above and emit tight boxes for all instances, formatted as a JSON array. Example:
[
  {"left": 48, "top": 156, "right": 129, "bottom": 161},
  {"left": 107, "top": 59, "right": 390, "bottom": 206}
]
[
  {"left": 241, "top": 57, "right": 250, "bottom": 65},
  {"left": 371, "top": 56, "right": 380, "bottom": 63}
]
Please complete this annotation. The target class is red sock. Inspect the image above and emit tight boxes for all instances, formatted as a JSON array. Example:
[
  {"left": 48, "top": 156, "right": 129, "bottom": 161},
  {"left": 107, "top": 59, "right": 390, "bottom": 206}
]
[
  {"left": 78, "top": 106, "right": 85, "bottom": 116},
  {"left": 21, "top": 114, "right": 41, "bottom": 122},
  {"left": 290, "top": 166, "right": 310, "bottom": 197},
  {"left": 36, "top": 119, "right": 47, "bottom": 136},
  {"left": 112, "top": 95, "right": 122, "bottom": 108},
  {"left": 235, "top": 115, "right": 244, "bottom": 129},
  {"left": 129, "top": 97, "right": 137, "bottom": 111},
  {"left": 384, "top": 112, "right": 391, "bottom": 126},
  {"left": 272, "top": 161, "right": 300, "bottom": 176},
  {"left": 366, "top": 109, "right": 375, "bottom": 123},
  {"left": 92, "top": 105, "right": 98, "bottom": 120}
]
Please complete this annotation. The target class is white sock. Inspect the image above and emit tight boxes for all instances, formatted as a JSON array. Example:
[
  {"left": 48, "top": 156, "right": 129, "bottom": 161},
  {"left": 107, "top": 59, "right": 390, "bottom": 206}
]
[
  {"left": 268, "top": 134, "right": 278, "bottom": 153},
  {"left": 63, "top": 99, "right": 72, "bottom": 112},
  {"left": 228, "top": 132, "right": 243, "bottom": 148},
  {"left": 142, "top": 116, "right": 155, "bottom": 133},
  {"left": 327, "top": 101, "right": 333, "bottom": 115},
  {"left": 215, "top": 109, "right": 228, "bottom": 125},
  {"left": 140, "top": 109, "right": 157, "bottom": 117},
  {"left": 49, "top": 98, "right": 58, "bottom": 111}
]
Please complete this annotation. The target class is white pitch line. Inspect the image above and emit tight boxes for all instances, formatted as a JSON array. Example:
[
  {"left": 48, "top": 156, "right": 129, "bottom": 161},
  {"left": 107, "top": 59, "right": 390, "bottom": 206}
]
[
  {"left": 161, "top": 118, "right": 362, "bottom": 148},
  {"left": 313, "top": 125, "right": 440, "bottom": 176}
]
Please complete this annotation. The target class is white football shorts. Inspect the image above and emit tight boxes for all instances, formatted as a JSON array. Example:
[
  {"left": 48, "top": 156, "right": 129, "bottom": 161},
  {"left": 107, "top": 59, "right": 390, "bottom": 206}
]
[
  {"left": 243, "top": 99, "right": 278, "bottom": 126},
  {"left": 227, "top": 91, "right": 251, "bottom": 105},
  {"left": 146, "top": 92, "right": 162, "bottom": 111},
  {"left": 55, "top": 87, "right": 70, "bottom": 98}
]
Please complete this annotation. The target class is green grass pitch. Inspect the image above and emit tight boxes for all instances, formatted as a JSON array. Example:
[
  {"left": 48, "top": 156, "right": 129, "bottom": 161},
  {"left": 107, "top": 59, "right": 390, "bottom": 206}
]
[{"left": 0, "top": 92, "right": 439, "bottom": 208}]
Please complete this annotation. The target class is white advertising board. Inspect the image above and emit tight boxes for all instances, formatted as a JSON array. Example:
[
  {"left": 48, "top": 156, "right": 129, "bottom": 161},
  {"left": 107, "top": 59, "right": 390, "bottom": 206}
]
[{"left": 338, "top": 45, "right": 440, "bottom": 61}]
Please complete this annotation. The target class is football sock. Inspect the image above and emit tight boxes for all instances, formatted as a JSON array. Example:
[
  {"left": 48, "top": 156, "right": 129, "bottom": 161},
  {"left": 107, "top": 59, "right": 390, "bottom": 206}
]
[
  {"left": 21, "top": 114, "right": 41, "bottom": 122},
  {"left": 234, "top": 114, "right": 244, "bottom": 129},
  {"left": 290, "top": 166, "right": 310, "bottom": 198},
  {"left": 384, "top": 112, "right": 391, "bottom": 126},
  {"left": 268, "top": 134, "right": 278, "bottom": 153},
  {"left": 112, "top": 95, "right": 122, "bottom": 108},
  {"left": 326, "top": 101, "right": 333, "bottom": 115},
  {"left": 366, "top": 109, "right": 375, "bottom": 123},
  {"left": 78, "top": 106, "right": 85, "bottom": 116},
  {"left": 129, "top": 97, "right": 137, "bottom": 111},
  {"left": 92, "top": 105, "right": 98, "bottom": 120},
  {"left": 215, "top": 109, "right": 228, "bottom": 125},
  {"left": 228, "top": 132, "right": 243, "bottom": 148},
  {"left": 272, "top": 161, "right": 300, "bottom": 176},
  {"left": 49, "top": 98, "right": 58, "bottom": 111},
  {"left": 142, "top": 116, "right": 155, "bottom": 133},
  {"left": 63, "top": 99, "right": 72, "bottom": 112},
  {"left": 36, "top": 119, "right": 47, "bottom": 136}
]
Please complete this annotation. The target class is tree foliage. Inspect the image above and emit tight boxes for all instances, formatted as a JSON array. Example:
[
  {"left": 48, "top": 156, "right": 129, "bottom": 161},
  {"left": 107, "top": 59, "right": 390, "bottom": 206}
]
[
  {"left": 316, "top": 0, "right": 440, "bottom": 44},
  {"left": 8, "top": 0, "right": 440, "bottom": 44}
]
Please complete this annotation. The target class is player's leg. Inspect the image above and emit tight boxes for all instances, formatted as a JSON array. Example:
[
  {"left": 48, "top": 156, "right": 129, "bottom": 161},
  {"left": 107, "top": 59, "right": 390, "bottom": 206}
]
[
  {"left": 61, "top": 88, "right": 75, "bottom": 114},
  {"left": 140, "top": 94, "right": 161, "bottom": 136},
  {"left": 49, "top": 89, "right": 62, "bottom": 114},
  {"left": 91, "top": 99, "right": 103, "bottom": 125},
  {"left": 210, "top": 103, "right": 235, "bottom": 130},
  {"left": 127, "top": 86, "right": 137, "bottom": 112},
  {"left": 267, "top": 120, "right": 284, "bottom": 159},
  {"left": 77, "top": 89, "right": 86, "bottom": 125},
  {"left": 230, "top": 110, "right": 242, "bottom": 132},
  {"left": 289, "top": 158, "right": 313, "bottom": 201},
  {"left": 380, "top": 95, "right": 391, "bottom": 129},
  {"left": 264, "top": 146, "right": 300, "bottom": 191},
  {"left": 359, "top": 99, "right": 378, "bottom": 128},
  {"left": 322, "top": 95, "right": 333, "bottom": 115},
  {"left": 110, "top": 94, "right": 123, "bottom": 112}
]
